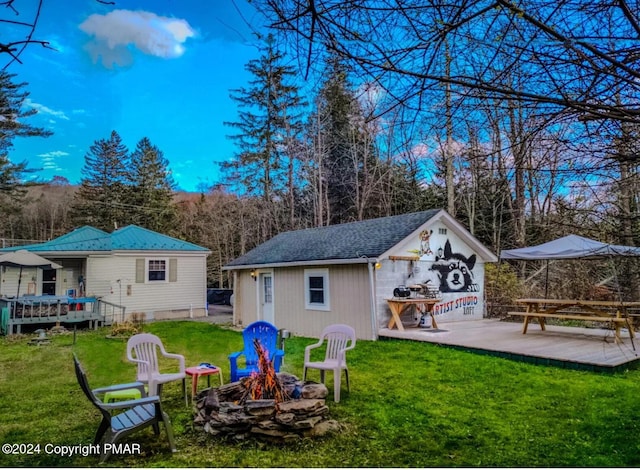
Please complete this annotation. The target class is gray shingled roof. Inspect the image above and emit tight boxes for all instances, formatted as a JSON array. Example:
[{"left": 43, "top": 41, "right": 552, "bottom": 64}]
[{"left": 226, "top": 209, "right": 441, "bottom": 267}]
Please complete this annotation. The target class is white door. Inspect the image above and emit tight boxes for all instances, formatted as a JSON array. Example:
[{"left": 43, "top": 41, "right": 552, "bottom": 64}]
[{"left": 259, "top": 272, "right": 274, "bottom": 323}]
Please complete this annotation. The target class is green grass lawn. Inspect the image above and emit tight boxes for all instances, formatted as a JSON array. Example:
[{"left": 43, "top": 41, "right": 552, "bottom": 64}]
[{"left": 1, "top": 320, "right": 640, "bottom": 467}]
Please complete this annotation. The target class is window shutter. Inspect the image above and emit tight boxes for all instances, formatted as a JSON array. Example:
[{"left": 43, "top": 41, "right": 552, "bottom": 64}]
[
  {"left": 135, "top": 259, "right": 145, "bottom": 283},
  {"left": 169, "top": 258, "right": 177, "bottom": 282}
]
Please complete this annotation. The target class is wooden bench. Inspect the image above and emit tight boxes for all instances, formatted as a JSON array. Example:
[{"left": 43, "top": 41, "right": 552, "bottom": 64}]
[{"left": 508, "top": 311, "right": 633, "bottom": 343}]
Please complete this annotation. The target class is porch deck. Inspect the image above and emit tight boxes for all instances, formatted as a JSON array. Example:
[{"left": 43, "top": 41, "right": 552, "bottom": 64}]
[
  {"left": 0, "top": 296, "right": 126, "bottom": 335},
  {"left": 378, "top": 318, "right": 640, "bottom": 372}
]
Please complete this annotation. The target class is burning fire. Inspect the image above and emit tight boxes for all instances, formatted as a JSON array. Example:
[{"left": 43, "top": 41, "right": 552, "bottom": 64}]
[{"left": 239, "top": 338, "right": 289, "bottom": 404}]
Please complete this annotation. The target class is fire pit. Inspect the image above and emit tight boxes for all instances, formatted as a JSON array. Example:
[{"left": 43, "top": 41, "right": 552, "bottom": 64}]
[{"left": 194, "top": 339, "right": 341, "bottom": 442}]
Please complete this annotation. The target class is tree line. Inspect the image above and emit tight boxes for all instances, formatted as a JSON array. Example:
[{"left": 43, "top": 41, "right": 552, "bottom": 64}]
[{"left": 2, "top": 0, "right": 640, "bottom": 300}]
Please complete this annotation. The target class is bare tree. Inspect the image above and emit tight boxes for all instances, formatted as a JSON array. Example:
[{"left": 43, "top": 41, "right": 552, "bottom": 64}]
[
  {"left": 256, "top": 1, "right": 640, "bottom": 125},
  {"left": 1, "top": 0, "right": 55, "bottom": 70},
  {"left": 304, "top": 97, "right": 331, "bottom": 227}
]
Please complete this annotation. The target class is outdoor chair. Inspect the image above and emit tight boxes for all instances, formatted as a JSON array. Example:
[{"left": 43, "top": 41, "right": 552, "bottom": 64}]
[
  {"left": 229, "top": 320, "right": 284, "bottom": 382},
  {"left": 73, "top": 354, "right": 176, "bottom": 463},
  {"left": 303, "top": 324, "right": 356, "bottom": 402},
  {"left": 126, "top": 333, "right": 187, "bottom": 405}
]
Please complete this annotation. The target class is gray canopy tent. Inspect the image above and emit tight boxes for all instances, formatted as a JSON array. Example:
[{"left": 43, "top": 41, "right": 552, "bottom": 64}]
[
  {"left": 501, "top": 235, "right": 640, "bottom": 350},
  {"left": 500, "top": 234, "right": 640, "bottom": 260},
  {"left": 500, "top": 234, "right": 640, "bottom": 299}
]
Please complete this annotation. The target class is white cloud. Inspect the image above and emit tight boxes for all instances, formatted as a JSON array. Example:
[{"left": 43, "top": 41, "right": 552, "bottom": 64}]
[
  {"left": 38, "top": 151, "right": 70, "bottom": 158},
  {"left": 24, "top": 99, "right": 69, "bottom": 120},
  {"left": 46, "top": 36, "right": 67, "bottom": 54},
  {"left": 38, "top": 151, "right": 69, "bottom": 171},
  {"left": 411, "top": 143, "right": 430, "bottom": 158},
  {"left": 79, "top": 9, "right": 196, "bottom": 67}
]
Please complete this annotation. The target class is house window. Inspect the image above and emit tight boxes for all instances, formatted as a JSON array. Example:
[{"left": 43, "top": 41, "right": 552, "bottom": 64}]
[
  {"left": 148, "top": 259, "right": 167, "bottom": 282},
  {"left": 263, "top": 275, "right": 273, "bottom": 303},
  {"left": 136, "top": 258, "right": 176, "bottom": 283},
  {"left": 304, "top": 269, "right": 330, "bottom": 311},
  {"left": 439, "top": 228, "right": 447, "bottom": 235}
]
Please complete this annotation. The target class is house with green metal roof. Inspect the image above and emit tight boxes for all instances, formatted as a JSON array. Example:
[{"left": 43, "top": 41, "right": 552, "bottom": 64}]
[
  {"left": 224, "top": 209, "right": 497, "bottom": 340},
  {"left": 0, "top": 225, "right": 210, "bottom": 322}
]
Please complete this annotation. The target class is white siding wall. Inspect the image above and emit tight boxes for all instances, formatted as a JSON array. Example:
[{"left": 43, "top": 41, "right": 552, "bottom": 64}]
[
  {"left": 234, "top": 270, "right": 258, "bottom": 326},
  {"left": 58, "top": 260, "right": 83, "bottom": 296},
  {"left": 373, "top": 258, "right": 431, "bottom": 328},
  {"left": 378, "top": 219, "right": 488, "bottom": 325},
  {"left": 275, "top": 265, "right": 373, "bottom": 340},
  {"left": 0, "top": 266, "right": 38, "bottom": 297},
  {"left": 0, "top": 257, "right": 80, "bottom": 297},
  {"left": 232, "top": 265, "right": 374, "bottom": 340},
  {"left": 86, "top": 253, "right": 208, "bottom": 320}
]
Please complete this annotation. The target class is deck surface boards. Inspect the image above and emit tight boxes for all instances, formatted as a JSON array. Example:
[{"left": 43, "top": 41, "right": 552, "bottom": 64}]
[{"left": 378, "top": 319, "right": 639, "bottom": 370}]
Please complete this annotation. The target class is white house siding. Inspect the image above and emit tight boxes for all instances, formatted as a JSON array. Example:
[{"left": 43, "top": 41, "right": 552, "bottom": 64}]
[
  {"left": 233, "top": 270, "right": 258, "bottom": 326},
  {"left": 233, "top": 265, "right": 374, "bottom": 339},
  {"left": 378, "top": 219, "right": 488, "bottom": 326},
  {"left": 86, "top": 253, "right": 208, "bottom": 321},
  {"left": 374, "top": 258, "right": 426, "bottom": 329},
  {"left": 58, "top": 259, "right": 83, "bottom": 296},
  {"left": 0, "top": 266, "right": 38, "bottom": 297},
  {"left": 1, "top": 260, "right": 84, "bottom": 297},
  {"left": 271, "top": 265, "right": 373, "bottom": 340}
]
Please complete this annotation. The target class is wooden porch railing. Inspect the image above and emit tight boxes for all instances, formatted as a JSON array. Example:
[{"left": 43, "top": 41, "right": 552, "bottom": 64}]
[
  {"left": 95, "top": 299, "right": 127, "bottom": 326},
  {"left": 0, "top": 296, "right": 126, "bottom": 335}
]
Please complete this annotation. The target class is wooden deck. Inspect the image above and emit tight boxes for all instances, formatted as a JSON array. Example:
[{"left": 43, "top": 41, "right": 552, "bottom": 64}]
[
  {"left": 0, "top": 297, "right": 126, "bottom": 335},
  {"left": 378, "top": 318, "right": 640, "bottom": 372}
]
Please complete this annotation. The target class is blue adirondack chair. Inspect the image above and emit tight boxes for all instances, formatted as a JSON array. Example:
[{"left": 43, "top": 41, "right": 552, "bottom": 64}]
[{"left": 229, "top": 321, "right": 284, "bottom": 382}]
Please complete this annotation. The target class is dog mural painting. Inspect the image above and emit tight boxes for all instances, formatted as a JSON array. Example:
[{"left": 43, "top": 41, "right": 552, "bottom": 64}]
[
  {"left": 419, "top": 230, "right": 434, "bottom": 257},
  {"left": 408, "top": 229, "right": 436, "bottom": 262}
]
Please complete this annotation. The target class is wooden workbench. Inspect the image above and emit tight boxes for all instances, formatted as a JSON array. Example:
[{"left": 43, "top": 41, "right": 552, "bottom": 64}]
[{"left": 386, "top": 297, "right": 440, "bottom": 331}]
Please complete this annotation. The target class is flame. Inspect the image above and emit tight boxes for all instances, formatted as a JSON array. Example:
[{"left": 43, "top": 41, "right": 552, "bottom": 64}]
[{"left": 240, "top": 338, "right": 288, "bottom": 404}]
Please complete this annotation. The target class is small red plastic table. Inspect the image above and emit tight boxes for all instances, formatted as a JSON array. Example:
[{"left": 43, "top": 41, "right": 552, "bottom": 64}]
[{"left": 185, "top": 365, "right": 223, "bottom": 402}]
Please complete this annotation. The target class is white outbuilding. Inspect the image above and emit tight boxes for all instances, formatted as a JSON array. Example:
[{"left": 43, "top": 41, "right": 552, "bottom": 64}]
[{"left": 224, "top": 209, "right": 498, "bottom": 340}]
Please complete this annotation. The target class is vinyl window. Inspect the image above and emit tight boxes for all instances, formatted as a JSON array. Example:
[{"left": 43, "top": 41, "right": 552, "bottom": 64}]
[
  {"left": 304, "top": 269, "right": 330, "bottom": 311},
  {"left": 136, "top": 258, "right": 177, "bottom": 283},
  {"left": 148, "top": 259, "right": 167, "bottom": 282}
]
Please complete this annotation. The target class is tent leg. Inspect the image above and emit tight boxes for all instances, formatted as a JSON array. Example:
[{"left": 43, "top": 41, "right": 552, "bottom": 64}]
[{"left": 544, "top": 260, "right": 549, "bottom": 299}]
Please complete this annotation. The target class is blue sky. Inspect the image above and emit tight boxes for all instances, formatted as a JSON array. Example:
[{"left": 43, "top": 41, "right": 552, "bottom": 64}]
[{"left": 4, "top": 0, "right": 269, "bottom": 192}]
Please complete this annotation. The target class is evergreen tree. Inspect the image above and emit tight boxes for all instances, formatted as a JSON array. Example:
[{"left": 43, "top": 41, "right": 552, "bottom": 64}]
[
  {"left": 389, "top": 160, "right": 445, "bottom": 216},
  {"left": 222, "top": 34, "right": 306, "bottom": 233},
  {"left": 310, "top": 56, "right": 381, "bottom": 224},
  {"left": 0, "top": 72, "right": 51, "bottom": 239},
  {"left": 71, "top": 130, "right": 129, "bottom": 231},
  {"left": 127, "top": 137, "right": 176, "bottom": 233},
  {"left": 0, "top": 72, "right": 49, "bottom": 195}
]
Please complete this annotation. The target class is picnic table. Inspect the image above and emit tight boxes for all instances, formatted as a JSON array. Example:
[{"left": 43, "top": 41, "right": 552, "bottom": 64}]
[
  {"left": 509, "top": 298, "right": 640, "bottom": 344},
  {"left": 386, "top": 297, "right": 440, "bottom": 331}
]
